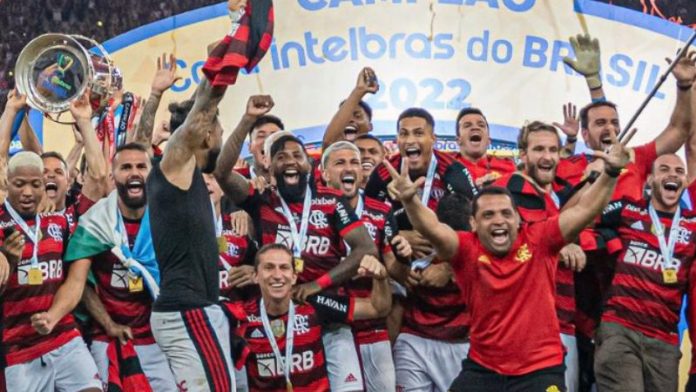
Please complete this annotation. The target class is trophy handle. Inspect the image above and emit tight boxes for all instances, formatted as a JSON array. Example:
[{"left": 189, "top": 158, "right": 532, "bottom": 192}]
[{"left": 43, "top": 111, "right": 76, "bottom": 125}]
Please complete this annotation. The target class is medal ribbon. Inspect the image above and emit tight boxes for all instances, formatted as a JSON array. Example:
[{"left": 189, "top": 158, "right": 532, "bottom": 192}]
[
  {"left": 211, "top": 200, "right": 233, "bottom": 271},
  {"left": 344, "top": 192, "right": 364, "bottom": 254},
  {"left": 260, "top": 298, "right": 296, "bottom": 387},
  {"left": 648, "top": 203, "right": 681, "bottom": 272},
  {"left": 278, "top": 185, "right": 312, "bottom": 258},
  {"left": 4, "top": 201, "right": 40, "bottom": 266},
  {"left": 401, "top": 153, "right": 437, "bottom": 207}
]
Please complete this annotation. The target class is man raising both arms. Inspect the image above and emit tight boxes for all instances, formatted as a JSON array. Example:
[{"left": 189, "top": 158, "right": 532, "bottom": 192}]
[{"left": 387, "top": 129, "right": 630, "bottom": 391}]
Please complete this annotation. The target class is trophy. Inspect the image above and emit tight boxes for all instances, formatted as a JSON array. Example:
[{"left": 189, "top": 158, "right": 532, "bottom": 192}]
[{"left": 14, "top": 33, "right": 122, "bottom": 123}]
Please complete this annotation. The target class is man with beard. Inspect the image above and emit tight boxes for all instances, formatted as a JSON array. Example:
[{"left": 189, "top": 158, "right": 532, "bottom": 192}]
[
  {"left": 321, "top": 141, "right": 414, "bottom": 392},
  {"left": 0, "top": 90, "right": 107, "bottom": 232},
  {"left": 146, "top": 69, "right": 234, "bottom": 390},
  {"left": 64, "top": 143, "right": 177, "bottom": 391},
  {"left": 354, "top": 135, "right": 386, "bottom": 189},
  {"left": 493, "top": 121, "right": 587, "bottom": 392},
  {"left": 387, "top": 130, "right": 630, "bottom": 391},
  {"left": 453, "top": 108, "right": 516, "bottom": 186},
  {"left": 0, "top": 152, "right": 101, "bottom": 391},
  {"left": 216, "top": 108, "right": 378, "bottom": 390},
  {"left": 591, "top": 153, "right": 696, "bottom": 391},
  {"left": 322, "top": 67, "right": 377, "bottom": 148}
]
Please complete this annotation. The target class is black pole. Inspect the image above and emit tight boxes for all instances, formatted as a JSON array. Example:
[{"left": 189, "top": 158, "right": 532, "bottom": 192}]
[{"left": 618, "top": 30, "right": 696, "bottom": 143}]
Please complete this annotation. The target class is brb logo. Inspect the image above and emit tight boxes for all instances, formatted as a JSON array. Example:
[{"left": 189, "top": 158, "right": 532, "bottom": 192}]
[
  {"left": 17, "top": 259, "right": 63, "bottom": 285},
  {"left": 257, "top": 350, "right": 315, "bottom": 377}
]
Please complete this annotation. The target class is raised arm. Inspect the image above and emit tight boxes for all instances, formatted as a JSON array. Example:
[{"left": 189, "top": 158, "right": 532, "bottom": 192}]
[
  {"left": 385, "top": 161, "right": 460, "bottom": 261},
  {"left": 563, "top": 34, "right": 605, "bottom": 102},
  {"left": 686, "top": 82, "right": 696, "bottom": 183},
  {"left": 353, "top": 255, "right": 392, "bottom": 320},
  {"left": 652, "top": 52, "right": 696, "bottom": 156},
  {"left": 18, "top": 114, "right": 42, "bottom": 154},
  {"left": 131, "top": 53, "right": 180, "bottom": 153},
  {"left": 553, "top": 102, "right": 579, "bottom": 158},
  {"left": 214, "top": 95, "right": 273, "bottom": 204},
  {"left": 70, "top": 91, "right": 108, "bottom": 201},
  {"left": 558, "top": 133, "right": 630, "bottom": 242},
  {"left": 0, "top": 90, "right": 28, "bottom": 196},
  {"left": 322, "top": 67, "right": 378, "bottom": 149},
  {"left": 160, "top": 78, "right": 226, "bottom": 188},
  {"left": 65, "top": 128, "right": 84, "bottom": 181}
]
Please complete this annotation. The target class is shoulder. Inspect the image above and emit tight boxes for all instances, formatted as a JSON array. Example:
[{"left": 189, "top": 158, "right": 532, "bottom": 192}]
[
  {"left": 364, "top": 196, "right": 391, "bottom": 214},
  {"left": 315, "top": 185, "right": 343, "bottom": 199}
]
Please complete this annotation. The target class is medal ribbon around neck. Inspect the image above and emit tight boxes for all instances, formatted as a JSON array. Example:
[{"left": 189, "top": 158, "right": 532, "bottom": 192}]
[
  {"left": 278, "top": 184, "right": 312, "bottom": 258},
  {"left": 4, "top": 201, "right": 40, "bottom": 266},
  {"left": 260, "top": 298, "right": 296, "bottom": 388},
  {"left": 648, "top": 203, "right": 681, "bottom": 273},
  {"left": 401, "top": 153, "right": 437, "bottom": 206}
]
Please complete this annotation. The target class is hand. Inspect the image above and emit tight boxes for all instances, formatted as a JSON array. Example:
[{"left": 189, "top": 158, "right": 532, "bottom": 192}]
[
  {"left": 405, "top": 269, "right": 421, "bottom": 290},
  {"left": 593, "top": 128, "right": 632, "bottom": 173},
  {"left": 552, "top": 102, "right": 579, "bottom": 138},
  {"left": 563, "top": 34, "right": 601, "bottom": 77},
  {"left": 399, "top": 230, "right": 433, "bottom": 260},
  {"left": 292, "top": 281, "right": 321, "bottom": 304},
  {"left": 5, "top": 89, "right": 28, "bottom": 113},
  {"left": 559, "top": 243, "right": 586, "bottom": 272},
  {"left": 419, "top": 263, "right": 453, "bottom": 288},
  {"left": 1, "top": 230, "right": 25, "bottom": 262},
  {"left": 245, "top": 95, "right": 274, "bottom": 119},
  {"left": 583, "top": 158, "right": 604, "bottom": 178},
  {"left": 31, "top": 312, "right": 58, "bottom": 335},
  {"left": 227, "top": 265, "right": 255, "bottom": 288},
  {"left": 38, "top": 196, "right": 57, "bottom": 214},
  {"left": 357, "top": 255, "right": 388, "bottom": 280},
  {"left": 0, "top": 253, "right": 10, "bottom": 287},
  {"left": 228, "top": 0, "right": 247, "bottom": 12},
  {"left": 234, "top": 158, "right": 249, "bottom": 170},
  {"left": 69, "top": 89, "right": 93, "bottom": 122},
  {"left": 384, "top": 160, "right": 426, "bottom": 203},
  {"left": 106, "top": 322, "right": 133, "bottom": 345},
  {"left": 152, "top": 120, "right": 171, "bottom": 146},
  {"left": 355, "top": 67, "right": 379, "bottom": 96},
  {"left": 230, "top": 210, "right": 250, "bottom": 237},
  {"left": 668, "top": 50, "right": 696, "bottom": 85},
  {"left": 151, "top": 53, "right": 181, "bottom": 95},
  {"left": 391, "top": 235, "right": 412, "bottom": 260},
  {"left": 251, "top": 175, "right": 270, "bottom": 194}
]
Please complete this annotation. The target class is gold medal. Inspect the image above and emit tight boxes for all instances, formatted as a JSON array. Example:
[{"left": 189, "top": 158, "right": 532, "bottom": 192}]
[
  {"left": 293, "top": 258, "right": 304, "bottom": 273},
  {"left": 27, "top": 267, "right": 43, "bottom": 285},
  {"left": 271, "top": 318, "right": 285, "bottom": 338},
  {"left": 662, "top": 268, "right": 678, "bottom": 284},
  {"left": 286, "top": 380, "right": 293, "bottom": 392},
  {"left": 217, "top": 236, "right": 228, "bottom": 253},
  {"left": 128, "top": 276, "right": 144, "bottom": 292}
]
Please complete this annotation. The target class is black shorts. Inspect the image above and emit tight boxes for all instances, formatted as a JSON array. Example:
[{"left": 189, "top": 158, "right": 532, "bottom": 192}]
[{"left": 449, "top": 358, "right": 566, "bottom": 392}]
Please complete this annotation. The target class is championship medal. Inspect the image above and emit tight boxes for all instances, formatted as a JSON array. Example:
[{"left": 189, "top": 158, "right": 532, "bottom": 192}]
[
  {"left": 27, "top": 267, "right": 43, "bottom": 285},
  {"left": 271, "top": 319, "right": 285, "bottom": 338},
  {"left": 662, "top": 268, "right": 678, "bottom": 284},
  {"left": 294, "top": 257, "right": 304, "bottom": 273},
  {"left": 128, "top": 275, "right": 144, "bottom": 292},
  {"left": 217, "top": 236, "right": 228, "bottom": 253},
  {"left": 286, "top": 381, "right": 293, "bottom": 392}
]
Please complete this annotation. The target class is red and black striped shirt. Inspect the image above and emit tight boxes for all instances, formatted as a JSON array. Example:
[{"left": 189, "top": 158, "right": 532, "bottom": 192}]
[
  {"left": 218, "top": 213, "right": 258, "bottom": 302},
  {"left": 0, "top": 206, "right": 76, "bottom": 365},
  {"left": 89, "top": 218, "right": 155, "bottom": 345},
  {"left": 348, "top": 196, "right": 394, "bottom": 345},
  {"left": 228, "top": 294, "right": 355, "bottom": 392},
  {"left": 452, "top": 152, "right": 516, "bottom": 183},
  {"left": 240, "top": 184, "right": 363, "bottom": 284},
  {"left": 64, "top": 192, "right": 97, "bottom": 234},
  {"left": 598, "top": 197, "right": 696, "bottom": 345}
]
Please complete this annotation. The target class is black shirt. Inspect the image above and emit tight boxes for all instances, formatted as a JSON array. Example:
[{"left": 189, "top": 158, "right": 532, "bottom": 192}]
[{"left": 147, "top": 162, "right": 220, "bottom": 312}]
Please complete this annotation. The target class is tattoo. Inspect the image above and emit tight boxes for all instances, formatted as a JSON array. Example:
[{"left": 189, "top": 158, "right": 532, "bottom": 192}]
[
  {"left": 328, "top": 225, "right": 377, "bottom": 285},
  {"left": 133, "top": 92, "right": 162, "bottom": 148},
  {"left": 214, "top": 114, "right": 257, "bottom": 204}
]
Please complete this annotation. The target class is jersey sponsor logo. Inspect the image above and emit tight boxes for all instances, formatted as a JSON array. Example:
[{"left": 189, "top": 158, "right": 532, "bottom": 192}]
[
  {"left": 250, "top": 328, "right": 265, "bottom": 338},
  {"left": 623, "top": 243, "right": 682, "bottom": 271},
  {"left": 361, "top": 211, "right": 385, "bottom": 222},
  {"left": 630, "top": 220, "right": 645, "bottom": 231},
  {"left": 247, "top": 314, "right": 262, "bottom": 323},
  {"left": 220, "top": 270, "right": 229, "bottom": 289},
  {"left": 47, "top": 223, "right": 63, "bottom": 242},
  {"left": 304, "top": 235, "right": 331, "bottom": 255},
  {"left": 430, "top": 187, "right": 445, "bottom": 202},
  {"left": 335, "top": 201, "right": 352, "bottom": 226},
  {"left": 275, "top": 230, "right": 292, "bottom": 247},
  {"left": 624, "top": 203, "right": 645, "bottom": 214},
  {"left": 315, "top": 295, "right": 347, "bottom": 313},
  {"left": 257, "top": 350, "right": 315, "bottom": 377},
  {"left": 312, "top": 197, "right": 336, "bottom": 206},
  {"left": 110, "top": 265, "right": 129, "bottom": 289},
  {"left": 603, "top": 201, "right": 624, "bottom": 215},
  {"left": 17, "top": 259, "right": 63, "bottom": 285},
  {"left": 309, "top": 210, "right": 328, "bottom": 229}
]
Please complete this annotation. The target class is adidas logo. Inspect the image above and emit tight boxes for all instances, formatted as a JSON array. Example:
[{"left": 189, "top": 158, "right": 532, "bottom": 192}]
[
  {"left": 630, "top": 221, "right": 644, "bottom": 231},
  {"left": 344, "top": 373, "right": 358, "bottom": 383},
  {"left": 250, "top": 329, "right": 265, "bottom": 338}
]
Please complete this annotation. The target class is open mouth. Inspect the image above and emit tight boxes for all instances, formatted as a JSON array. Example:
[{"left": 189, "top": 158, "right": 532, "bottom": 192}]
[
  {"left": 361, "top": 161, "right": 375, "bottom": 172},
  {"left": 283, "top": 168, "right": 300, "bottom": 185},
  {"left": 126, "top": 178, "right": 144, "bottom": 198},
  {"left": 344, "top": 126, "right": 358, "bottom": 141},
  {"left": 45, "top": 182, "right": 58, "bottom": 197},
  {"left": 405, "top": 146, "right": 422, "bottom": 162},
  {"left": 341, "top": 173, "right": 357, "bottom": 192},
  {"left": 600, "top": 133, "right": 614, "bottom": 149},
  {"left": 491, "top": 228, "right": 509, "bottom": 245},
  {"left": 537, "top": 163, "right": 555, "bottom": 175},
  {"left": 662, "top": 180, "right": 681, "bottom": 197},
  {"left": 469, "top": 133, "right": 483, "bottom": 144}
]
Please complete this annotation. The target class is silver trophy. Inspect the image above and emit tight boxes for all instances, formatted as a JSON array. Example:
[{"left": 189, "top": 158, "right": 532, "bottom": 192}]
[{"left": 14, "top": 33, "right": 122, "bottom": 123}]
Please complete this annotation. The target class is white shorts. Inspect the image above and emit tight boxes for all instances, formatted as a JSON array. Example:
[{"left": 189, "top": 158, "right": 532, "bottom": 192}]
[
  {"left": 90, "top": 340, "right": 178, "bottom": 391},
  {"left": 561, "top": 333, "right": 579, "bottom": 392},
  {"left": 393, "top": 332, "right": 469, "bottom": 392},
  {"left": 322, "top": 324, "right": 364, "bottom": 392},
  {"left": 359, "top": 340, "right": 396, "bottom": 392},
  {"left": 151, "top": 304, "right": 236, "bottom": 392},
  {"left": 5, "top": 335, "right": 101, "bottom": 392}
]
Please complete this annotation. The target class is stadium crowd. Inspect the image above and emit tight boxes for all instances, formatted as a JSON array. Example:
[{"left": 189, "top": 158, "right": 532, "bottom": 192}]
[{"left": 4, "top": 0, "right": 696, "bottom": 391}]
